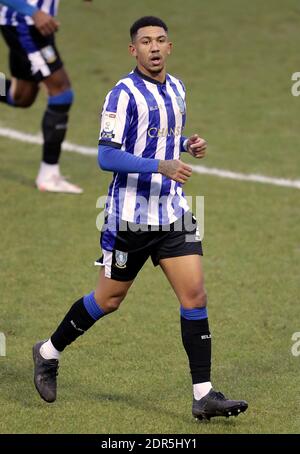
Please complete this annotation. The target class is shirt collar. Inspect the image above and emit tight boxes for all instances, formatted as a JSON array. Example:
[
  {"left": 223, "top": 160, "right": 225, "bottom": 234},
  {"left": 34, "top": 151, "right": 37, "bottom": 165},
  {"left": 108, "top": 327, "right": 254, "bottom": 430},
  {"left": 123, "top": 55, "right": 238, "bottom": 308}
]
[{"left": 134, "top": 67, "right": 166, "bottom": 86}]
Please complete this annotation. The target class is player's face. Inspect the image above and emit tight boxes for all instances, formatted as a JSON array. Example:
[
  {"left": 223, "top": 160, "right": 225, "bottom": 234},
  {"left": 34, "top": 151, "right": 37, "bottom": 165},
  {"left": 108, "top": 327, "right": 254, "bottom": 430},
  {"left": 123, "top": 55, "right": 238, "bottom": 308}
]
[{"left": 129, "top": 26, "right": 172, "bottom": 79}]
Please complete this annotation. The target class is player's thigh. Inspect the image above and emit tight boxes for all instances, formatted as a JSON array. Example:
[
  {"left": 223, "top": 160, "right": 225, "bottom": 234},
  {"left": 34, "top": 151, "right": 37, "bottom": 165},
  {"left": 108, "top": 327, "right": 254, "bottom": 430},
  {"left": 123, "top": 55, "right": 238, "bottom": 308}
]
[
  {"left": 159, "top": 254, "right": 207, "bottom": 308},
  {"left": 94, "top": 267, "right": 134, "bottom": 310},
  {"left": 43, "top": 67, "right": 71, "bottom": 96}
]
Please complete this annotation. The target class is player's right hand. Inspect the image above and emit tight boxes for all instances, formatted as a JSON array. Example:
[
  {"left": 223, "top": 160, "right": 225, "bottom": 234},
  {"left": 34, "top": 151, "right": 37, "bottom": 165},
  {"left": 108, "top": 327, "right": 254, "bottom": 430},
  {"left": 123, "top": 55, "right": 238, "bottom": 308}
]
[
  {"left": 158, "top": 159, "right": 192, "bottom": 184},
  {"left": 32, "top": 10, "right": 60, "bottom": 36}
]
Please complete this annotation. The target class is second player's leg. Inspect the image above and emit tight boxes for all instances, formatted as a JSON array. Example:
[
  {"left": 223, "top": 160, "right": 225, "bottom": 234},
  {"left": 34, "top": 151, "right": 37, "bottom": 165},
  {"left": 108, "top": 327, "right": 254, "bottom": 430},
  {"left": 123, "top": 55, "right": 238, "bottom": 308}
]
[
  {"left": 8, "top": 78, "right": 39, "bottom": 107},
  {"left": 36, "top": 67, "right": 83, "bottom": 193},
  {"left": 43, "top": 66, "right": 71, "bottom": 96}
]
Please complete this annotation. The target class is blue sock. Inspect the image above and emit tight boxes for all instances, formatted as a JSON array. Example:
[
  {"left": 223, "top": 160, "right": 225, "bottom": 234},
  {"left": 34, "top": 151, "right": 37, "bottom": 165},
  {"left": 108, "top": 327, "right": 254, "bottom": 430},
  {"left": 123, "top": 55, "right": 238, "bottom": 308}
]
[
  {"left": 48, "top": 89, "right": 74, "bottom": 106},
  {"left": 7, "top": 91, "right": 15, "bottom": 106},
  {"left": 180, "top": 306, "right": 208, "bottom": 320},
  {"left": 83, "top": 291, "right": 106, "bottom": 321}
]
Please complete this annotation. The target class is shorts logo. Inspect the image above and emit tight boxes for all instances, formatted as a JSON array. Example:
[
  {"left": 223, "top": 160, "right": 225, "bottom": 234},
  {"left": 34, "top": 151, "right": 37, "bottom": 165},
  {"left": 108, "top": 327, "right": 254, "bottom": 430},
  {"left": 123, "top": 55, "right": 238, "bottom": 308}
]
[
  {"left": 41, "top": 45, "right": 57, "bottom": 64},
  {"left": 100, "top": 111, "right": 116, "bottom": 140},
  {"left": 115, "top": 250, "right": 128, "bottom": 268},
  {"left": 176, "top": 96, "right": 185, "bottom": 115}
]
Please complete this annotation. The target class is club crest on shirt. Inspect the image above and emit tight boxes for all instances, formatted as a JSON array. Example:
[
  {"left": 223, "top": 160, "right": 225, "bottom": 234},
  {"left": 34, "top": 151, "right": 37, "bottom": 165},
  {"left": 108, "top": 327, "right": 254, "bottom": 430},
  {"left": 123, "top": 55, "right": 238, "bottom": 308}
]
[
  {"left": 176, "top": 96, "right": 185, "bottom": 114},
  {"left": 100, "top": 111, "right": 116, "bottom": 139},
  {"left": 41, "top": 45, "right": 57, "bottom": 64},
  {"left": 115, "top": 250, "right": 128, "bottom": 268}
]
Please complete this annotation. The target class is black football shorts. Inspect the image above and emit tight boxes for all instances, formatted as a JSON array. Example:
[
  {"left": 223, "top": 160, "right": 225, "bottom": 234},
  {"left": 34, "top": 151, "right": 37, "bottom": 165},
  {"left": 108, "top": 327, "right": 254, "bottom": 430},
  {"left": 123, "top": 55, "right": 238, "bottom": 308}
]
[
  {"left": 1, "top": 25, "right": 63, "bottom": 82},
  {"left": 96, "top": 211, "right": 203, "bottom": 281}
]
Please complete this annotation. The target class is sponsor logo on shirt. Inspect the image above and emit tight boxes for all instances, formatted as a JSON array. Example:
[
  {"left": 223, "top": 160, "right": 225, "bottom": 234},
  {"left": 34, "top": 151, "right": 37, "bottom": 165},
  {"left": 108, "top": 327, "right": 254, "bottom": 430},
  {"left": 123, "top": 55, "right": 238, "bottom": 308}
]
[{"left": 147, "top": 126, "right": 182, "bottom": 138}]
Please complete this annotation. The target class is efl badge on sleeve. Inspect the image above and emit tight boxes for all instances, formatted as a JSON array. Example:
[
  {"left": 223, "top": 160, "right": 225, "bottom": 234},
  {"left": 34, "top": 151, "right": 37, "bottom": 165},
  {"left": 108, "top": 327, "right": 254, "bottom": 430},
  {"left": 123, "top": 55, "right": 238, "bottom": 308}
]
[
  {"left": 100, "top": 112, "right": 116, "bottom": 139},
  {"left": 176, "top": 96, "right": 185, "bottom": 115},
  {"left": 115, "top": 250, "right": 128, "bottom": 268}
]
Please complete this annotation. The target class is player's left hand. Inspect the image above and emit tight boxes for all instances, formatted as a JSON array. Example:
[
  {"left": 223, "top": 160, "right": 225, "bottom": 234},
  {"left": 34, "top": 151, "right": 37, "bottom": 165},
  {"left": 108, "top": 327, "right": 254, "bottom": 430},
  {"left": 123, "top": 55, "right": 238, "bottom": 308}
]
[{"left": 187, "top": 134, "right": 207, "bottom": 159}]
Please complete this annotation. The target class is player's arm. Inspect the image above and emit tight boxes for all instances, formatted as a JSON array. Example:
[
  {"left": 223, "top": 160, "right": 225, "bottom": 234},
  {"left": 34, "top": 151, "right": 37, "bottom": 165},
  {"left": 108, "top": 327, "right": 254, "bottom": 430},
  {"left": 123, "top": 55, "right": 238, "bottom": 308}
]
[
  {"left": 0, "top": 0, "right": 59, "bottom": 36},
  {"left": 98, "top": 145, "right": 192, "bottom": 184},
  {"left": 98, "top": 145, "right": 159, "bottom": 174},
  {"left": 0, "top": 0, "right": 37, "bottom": 16}
]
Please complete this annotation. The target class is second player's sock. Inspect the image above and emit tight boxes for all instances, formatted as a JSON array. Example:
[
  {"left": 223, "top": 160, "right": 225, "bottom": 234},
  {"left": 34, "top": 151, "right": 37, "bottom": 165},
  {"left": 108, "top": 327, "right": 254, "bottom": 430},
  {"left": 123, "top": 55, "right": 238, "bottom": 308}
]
[
  {"left": 37, "top": 162, "right": 60, "bottom": 180},
  {"left": 42, "top": 89, "right": 73, "bottom": 165},
  {"left": 50, "top": 292, "right": 107, "bottom": 352}
]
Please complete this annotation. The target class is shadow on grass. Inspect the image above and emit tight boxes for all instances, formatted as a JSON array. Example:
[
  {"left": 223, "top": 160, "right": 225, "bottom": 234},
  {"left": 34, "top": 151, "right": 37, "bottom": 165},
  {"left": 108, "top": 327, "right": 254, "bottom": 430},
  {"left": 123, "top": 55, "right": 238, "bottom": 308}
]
[
  {"left": 63, "top": 381, "right": 241, "bottom": 430},
  {"left": 0, "top": 361, "right": 242, "bottom": 431},
  {"left": 0, "top": 167, "right": 35, "bottom": 188}
]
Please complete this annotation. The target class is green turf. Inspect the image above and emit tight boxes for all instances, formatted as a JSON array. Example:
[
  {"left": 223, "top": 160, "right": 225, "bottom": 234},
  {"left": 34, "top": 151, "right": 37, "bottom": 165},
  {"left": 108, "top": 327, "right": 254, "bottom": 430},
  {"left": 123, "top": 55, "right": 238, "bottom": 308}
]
[{"left": 0, "top": 0, "right": 299, "bottom": 434}]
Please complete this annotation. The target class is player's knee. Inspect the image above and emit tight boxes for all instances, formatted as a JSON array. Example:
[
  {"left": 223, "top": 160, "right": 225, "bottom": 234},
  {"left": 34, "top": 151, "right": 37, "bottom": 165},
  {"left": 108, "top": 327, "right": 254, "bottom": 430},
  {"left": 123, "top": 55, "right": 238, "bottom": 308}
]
[
  {"left": 95, "top": 292, "right": 127, "bottom": 314},
  {"left": 183, "top": 288, "right": 207, "bottom": 308},
  {"left": 46, "top": 76, "right": 72, "bottom": 98},
  {"left": 194, "top": 289, "right": 207, "bottom": 307},
  {"left": 195, "top": 289, "right": 207, "bottom": 308},
  {"left": 102, "top": 296, "right": 124, "bottom": 313}
]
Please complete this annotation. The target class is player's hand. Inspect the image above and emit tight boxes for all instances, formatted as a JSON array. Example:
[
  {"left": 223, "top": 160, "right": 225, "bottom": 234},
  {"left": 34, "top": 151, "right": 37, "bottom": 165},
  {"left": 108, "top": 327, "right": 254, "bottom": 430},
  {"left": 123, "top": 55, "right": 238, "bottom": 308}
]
[
  {"left": 158, "top": 159, "right": 192, "bottom": 184},
  {"left": 187, "top": 134, "right": 207, "bottom": 159},
  {"left": 32, "top": 10, "right": 59, "bottom": 36}
]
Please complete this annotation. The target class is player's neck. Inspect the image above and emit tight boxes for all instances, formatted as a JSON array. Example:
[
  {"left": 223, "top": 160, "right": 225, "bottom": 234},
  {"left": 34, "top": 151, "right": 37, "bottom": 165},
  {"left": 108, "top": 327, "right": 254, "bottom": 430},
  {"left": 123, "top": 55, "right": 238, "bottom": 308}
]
[{"left": 135, "top": 65, "right": 166, "bottom": 84}]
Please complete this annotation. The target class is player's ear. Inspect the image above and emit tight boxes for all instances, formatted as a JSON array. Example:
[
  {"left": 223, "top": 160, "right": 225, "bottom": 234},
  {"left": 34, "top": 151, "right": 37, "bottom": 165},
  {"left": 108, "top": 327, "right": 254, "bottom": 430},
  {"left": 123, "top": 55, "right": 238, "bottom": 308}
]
[
  {"left": 167, "top": 41, "right": 173, "bottom": 55},
  {"left": 129, "top": 43, "right": 137, "bottom": 57}
]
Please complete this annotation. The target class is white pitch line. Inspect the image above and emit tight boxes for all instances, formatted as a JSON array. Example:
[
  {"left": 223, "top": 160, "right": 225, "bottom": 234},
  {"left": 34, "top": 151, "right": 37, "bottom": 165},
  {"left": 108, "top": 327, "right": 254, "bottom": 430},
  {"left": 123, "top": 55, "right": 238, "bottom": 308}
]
[
  {"left": 0, "top": 126, "right": 299, "bottom": 189},
  {"left": 0, "top": 126, "right": 97, "bottom": 156},
  {"left": 190, "top": 165, "right": 300, "bottom": 189}
]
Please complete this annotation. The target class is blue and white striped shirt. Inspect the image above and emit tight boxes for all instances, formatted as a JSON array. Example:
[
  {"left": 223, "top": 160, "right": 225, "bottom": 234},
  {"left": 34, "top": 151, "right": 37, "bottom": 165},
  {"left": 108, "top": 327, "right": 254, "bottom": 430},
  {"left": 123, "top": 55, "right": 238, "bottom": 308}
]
[
  {"left": 99, "top": 68, "right": 190, "bottom": 226},
  {"left": 0, "top": 0, "right": 59, "bottom": 26}
]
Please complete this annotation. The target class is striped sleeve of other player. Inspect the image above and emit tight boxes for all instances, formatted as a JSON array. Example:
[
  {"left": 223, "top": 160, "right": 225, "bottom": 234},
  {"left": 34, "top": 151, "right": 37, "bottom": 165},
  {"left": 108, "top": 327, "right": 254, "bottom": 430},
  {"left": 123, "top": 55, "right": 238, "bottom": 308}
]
[{"left": 98, "top": 85, "right": 132, "bottom": 149}]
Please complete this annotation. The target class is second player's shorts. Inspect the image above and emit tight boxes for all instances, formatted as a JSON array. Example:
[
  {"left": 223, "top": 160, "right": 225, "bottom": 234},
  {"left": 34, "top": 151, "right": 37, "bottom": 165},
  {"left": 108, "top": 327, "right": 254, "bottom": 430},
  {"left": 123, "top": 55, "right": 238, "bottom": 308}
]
[
  {"left": 1, "top": 25, "right": 63, "bottom": 81},
  {"left": 96, "top": 211, "right": 203, "bottom": 281}
]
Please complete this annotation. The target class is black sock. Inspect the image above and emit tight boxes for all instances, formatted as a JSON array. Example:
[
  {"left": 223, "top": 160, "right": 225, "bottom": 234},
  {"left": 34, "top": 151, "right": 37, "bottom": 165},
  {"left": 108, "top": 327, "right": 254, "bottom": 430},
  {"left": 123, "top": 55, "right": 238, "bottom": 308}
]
[
  {"left": 0, "top": 79, "right": 13, "bottom": 105},
  {"left": 180, "top": 317, "right": 211, "bottom": 384},
  {"left": 51, "top": 298, "right": 96, "bottom": 352},
  {"left": 42, "top": 103, "right": 70, "bottom": 164}
]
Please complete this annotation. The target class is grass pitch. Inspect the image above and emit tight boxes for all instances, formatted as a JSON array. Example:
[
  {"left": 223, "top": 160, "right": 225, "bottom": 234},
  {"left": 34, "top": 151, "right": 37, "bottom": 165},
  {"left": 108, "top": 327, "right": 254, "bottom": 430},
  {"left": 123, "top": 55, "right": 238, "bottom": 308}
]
[{"left": 0, "top": 0, "right": 299, "bottom": 434}]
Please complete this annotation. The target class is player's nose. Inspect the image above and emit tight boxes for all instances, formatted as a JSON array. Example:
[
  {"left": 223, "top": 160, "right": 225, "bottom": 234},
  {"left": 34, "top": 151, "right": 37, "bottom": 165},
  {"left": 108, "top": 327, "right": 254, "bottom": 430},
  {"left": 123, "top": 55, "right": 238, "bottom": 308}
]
[{"left": 150, "top": 41, "right": 160, "bottom": 51}]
